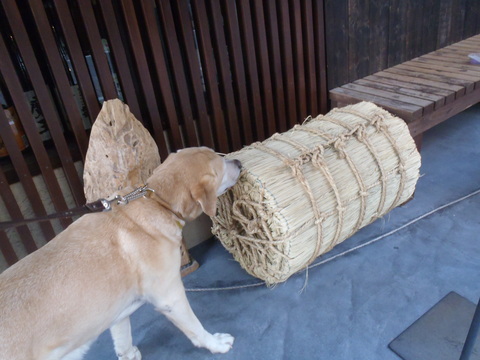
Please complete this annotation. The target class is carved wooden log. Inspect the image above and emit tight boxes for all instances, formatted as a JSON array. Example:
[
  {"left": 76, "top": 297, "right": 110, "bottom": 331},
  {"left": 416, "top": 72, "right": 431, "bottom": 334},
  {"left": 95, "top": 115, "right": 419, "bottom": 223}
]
[{"left": 83, "top": 99, "right": 198, "bottom": 276}]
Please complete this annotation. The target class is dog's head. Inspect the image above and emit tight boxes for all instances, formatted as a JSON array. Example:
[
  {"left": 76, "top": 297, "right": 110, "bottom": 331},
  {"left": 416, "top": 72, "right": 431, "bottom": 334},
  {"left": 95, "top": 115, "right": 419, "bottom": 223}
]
[{"left": 148, "top": 147, "right": 242, "bottom": 221}]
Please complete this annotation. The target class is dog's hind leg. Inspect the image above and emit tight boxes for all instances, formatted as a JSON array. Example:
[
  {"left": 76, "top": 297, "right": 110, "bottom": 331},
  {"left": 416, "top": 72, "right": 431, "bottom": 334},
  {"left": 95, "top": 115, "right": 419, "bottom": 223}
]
[{"left": 110, "top": 316, "right": 142, "bottom": 360}]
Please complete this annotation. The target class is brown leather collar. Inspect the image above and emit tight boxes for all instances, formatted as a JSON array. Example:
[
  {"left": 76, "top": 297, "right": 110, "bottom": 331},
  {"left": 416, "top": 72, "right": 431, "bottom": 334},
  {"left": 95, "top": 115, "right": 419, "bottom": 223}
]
[{"left": 147, "top": 190, "right": 185, "bottom": 227}]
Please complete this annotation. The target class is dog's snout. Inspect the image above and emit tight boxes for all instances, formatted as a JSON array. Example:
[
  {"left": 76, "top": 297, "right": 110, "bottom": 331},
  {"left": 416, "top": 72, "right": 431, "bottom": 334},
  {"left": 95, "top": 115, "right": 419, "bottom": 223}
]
[{"left": 232, "top": 159, "right": 242, "bottom": 169}]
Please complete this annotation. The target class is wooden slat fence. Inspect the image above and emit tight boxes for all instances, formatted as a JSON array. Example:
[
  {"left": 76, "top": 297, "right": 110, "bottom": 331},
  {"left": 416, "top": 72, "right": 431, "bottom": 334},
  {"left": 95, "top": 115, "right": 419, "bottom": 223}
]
[{"left": 0, "top": 0, "right": 328, "bottom": 269}]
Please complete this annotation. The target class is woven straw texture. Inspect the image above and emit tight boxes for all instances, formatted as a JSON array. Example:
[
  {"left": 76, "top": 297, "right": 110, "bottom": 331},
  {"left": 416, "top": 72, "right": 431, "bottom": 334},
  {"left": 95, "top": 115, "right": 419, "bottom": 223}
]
[{"left": 212, "top": 102, "right": 421, "bottom": 284}]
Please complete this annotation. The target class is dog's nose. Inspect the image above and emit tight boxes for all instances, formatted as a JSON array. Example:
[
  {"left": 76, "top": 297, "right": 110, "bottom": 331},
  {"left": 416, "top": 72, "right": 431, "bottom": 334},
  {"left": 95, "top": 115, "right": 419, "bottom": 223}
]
[{"left": 232, "top": 159, "right": 242, "bottom": 169}]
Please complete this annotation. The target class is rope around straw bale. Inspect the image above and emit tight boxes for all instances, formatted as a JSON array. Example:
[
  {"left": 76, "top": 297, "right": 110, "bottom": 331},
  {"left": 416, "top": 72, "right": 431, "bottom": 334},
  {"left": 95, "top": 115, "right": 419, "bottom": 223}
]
[
  {"left": 252, "top": 142, "right": 327, "bottom": 264},
  {"left": 331, "top": 107, "right": 408, "bottom": 213},
  {"left": 212, "top": 102, "right": 420, "bottom": 284}
]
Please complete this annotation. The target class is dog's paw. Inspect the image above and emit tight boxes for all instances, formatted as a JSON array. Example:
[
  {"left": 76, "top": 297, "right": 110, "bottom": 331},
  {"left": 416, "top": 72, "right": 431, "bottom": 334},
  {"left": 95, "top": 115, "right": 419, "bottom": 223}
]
[
  {"left": 206, "top": 333, "right": 234, "bottom": 354},
  {"left": 118, "top": 346, "right": 141, "bottom": 360}
]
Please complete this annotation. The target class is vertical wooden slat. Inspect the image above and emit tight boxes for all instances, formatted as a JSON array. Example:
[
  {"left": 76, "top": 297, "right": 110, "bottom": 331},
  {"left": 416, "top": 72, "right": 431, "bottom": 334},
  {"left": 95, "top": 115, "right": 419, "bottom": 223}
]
[
  {"left": 222, "top": 0, "right": 254, "bottom": 144},
  {"left": 171, "top": 0, "right": 215, "bottom": 148},
  {"left": 118, "top": 0, "right": 169, "bottom": 158},
  {"left": 313, "top": 0, "right": 328, "bottom": 114},
  {"left": 0, "top": 109, "right": 53, "bottom": 242},
  {"left": 450, "top": 0, "right": 467, "bottom": 44},
  {"left": 156, "top": 0, "right": 198, "bottom": 148},
  {"left": 437, "top": 0, "right": 455, "bottom": 48},
  {"left": 236, "top": 0, "right": 265, "bottom": 141},
  {"left": 278, "top": 1, "right": 300, "bottom": 128},
  {"left": 264, "top": 0, "right": 287, "bottom": 133},
  {"left": 277, "top": 1, "right": 298, "bottom": 127},
  {"left": 290, "top": 0, "right": 307, "bottom": 117},
  {"left": 0, "top": 169, "right": 32, "bottom": 261},
  {"left": 368, "top": 0, "right": 389, "bottom": 74},
  {"left": 0, "top": 230, "right": 17, "bottom": 266},
  {"left": 29, "top": 0, "right": 89, "bottom": 158},
  {"left": 2, "top": 0, "right": 85, "bottom": 206},
  {"left": 0, "top": 35, "right": 72, "bottom": 229},
  {"left": 302, "top": 0, "right": 318, "bottom": 116},
  {"left": 135, "top": 0, "right": 184, "bottom": 151},
  {"left": 76, "top": 0, "right": 118, "bottom": 100},
  {"left": 348, "top": 0, "right": 370, "bottom": 82},
  {"left": 52, "top": 0, "right": 101, "bottom": 122},
  {"left": 251, "top": 1, "right": 276, "bottom": 136},
  {"left": 96, "top": 0, "right": 142, "bottom": 121},
  {"left": 405, "top": 0, "right": 424, "bottom": 60},
  {"left": 135, "top": 0, "right": 183, "bottom": 152},
  {"left": 421, "top": 0, "right": 441, "bottom": 54},
  {"left": 190, "top": 0, "right": 229, "bottom": 153},
  {"left": 463, "top": 0, "right": 480, "bottom": 38},
  {"left": 207, "top": 0, "right": 242, "bottom": 149},
  {"left": 324, "top": 0, "right": 349, "bottom": 89},
  {"left": 387, "top": 0, "right": 407, "bottom": 67}
]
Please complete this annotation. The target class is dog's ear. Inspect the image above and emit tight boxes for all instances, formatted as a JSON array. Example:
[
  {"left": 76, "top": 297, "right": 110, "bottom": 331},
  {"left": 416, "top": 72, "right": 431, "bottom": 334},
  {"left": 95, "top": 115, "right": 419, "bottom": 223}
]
[{"left": 191, "top": 175, "right": 218, "bottom": 217}]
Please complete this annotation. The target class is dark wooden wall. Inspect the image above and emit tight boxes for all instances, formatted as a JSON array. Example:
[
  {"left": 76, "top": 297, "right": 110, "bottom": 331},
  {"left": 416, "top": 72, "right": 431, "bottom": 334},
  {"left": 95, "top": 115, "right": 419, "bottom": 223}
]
[
  {"left": 0, "top": 0, "right": 327, "bottom": 267},
  {"left": 325, "top": 0, "right": 480, "bottom": 89}
]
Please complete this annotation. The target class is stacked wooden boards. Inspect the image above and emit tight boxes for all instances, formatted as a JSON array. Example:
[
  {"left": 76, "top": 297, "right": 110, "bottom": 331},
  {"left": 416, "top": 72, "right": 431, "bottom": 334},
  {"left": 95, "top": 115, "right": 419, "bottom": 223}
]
[{"left": 330, "top": 34, "right": 480, "bottom": 142}]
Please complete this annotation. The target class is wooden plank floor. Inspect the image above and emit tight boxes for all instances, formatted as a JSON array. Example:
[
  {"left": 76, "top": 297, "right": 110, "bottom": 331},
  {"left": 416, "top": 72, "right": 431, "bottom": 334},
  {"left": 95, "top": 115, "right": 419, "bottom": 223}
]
[{"left": 330, "top": 34, "right": 480, "bottom": 133}]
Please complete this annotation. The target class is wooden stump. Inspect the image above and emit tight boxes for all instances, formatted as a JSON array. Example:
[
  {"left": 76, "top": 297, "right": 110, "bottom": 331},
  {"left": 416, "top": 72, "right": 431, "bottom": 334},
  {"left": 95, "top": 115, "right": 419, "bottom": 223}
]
[{"left": 83, "top": 99, "right": 198, "bottom": 276}]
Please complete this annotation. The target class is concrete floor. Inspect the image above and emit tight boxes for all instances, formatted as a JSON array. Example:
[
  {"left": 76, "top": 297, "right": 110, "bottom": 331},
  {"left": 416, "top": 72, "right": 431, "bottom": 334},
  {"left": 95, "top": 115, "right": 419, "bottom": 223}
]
[{"left": 85, "top": 104, "right": 480, "bottom": 360}]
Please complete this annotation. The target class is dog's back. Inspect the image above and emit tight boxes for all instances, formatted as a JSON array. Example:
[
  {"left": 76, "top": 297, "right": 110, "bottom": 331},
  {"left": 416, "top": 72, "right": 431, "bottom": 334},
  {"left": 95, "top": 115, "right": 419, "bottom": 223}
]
[
  {"left": 0, "top": 242, "right": 75, "bottom": 359},
  {"left": 0, "top": 212, "right": 138, "bottom": 359},
  {"left": 0, "top": 256, "right": 38, "bottom": 359}
]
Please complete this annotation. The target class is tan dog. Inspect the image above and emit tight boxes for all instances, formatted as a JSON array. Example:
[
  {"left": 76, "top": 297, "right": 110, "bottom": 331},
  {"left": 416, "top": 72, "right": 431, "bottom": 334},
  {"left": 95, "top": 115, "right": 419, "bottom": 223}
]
[{"left": 0, "top": 147, "right": 241, "bottom": 360}]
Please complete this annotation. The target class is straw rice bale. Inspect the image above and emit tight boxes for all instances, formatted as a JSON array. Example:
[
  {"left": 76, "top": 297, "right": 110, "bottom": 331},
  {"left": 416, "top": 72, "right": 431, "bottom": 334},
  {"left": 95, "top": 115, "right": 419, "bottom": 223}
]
[{"left": 212, "top": 102, "right": 421, "bottom": 284}]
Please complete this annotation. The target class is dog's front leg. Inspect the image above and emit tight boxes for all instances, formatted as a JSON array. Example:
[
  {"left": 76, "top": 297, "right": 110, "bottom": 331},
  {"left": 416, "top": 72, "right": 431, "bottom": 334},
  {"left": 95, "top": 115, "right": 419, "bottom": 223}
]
[
  {"left": 153, "top": 283, "right": 234, "bottom": 354},
  {"left": 110, "top": 316, "right": 142, "bottom": 360}
]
